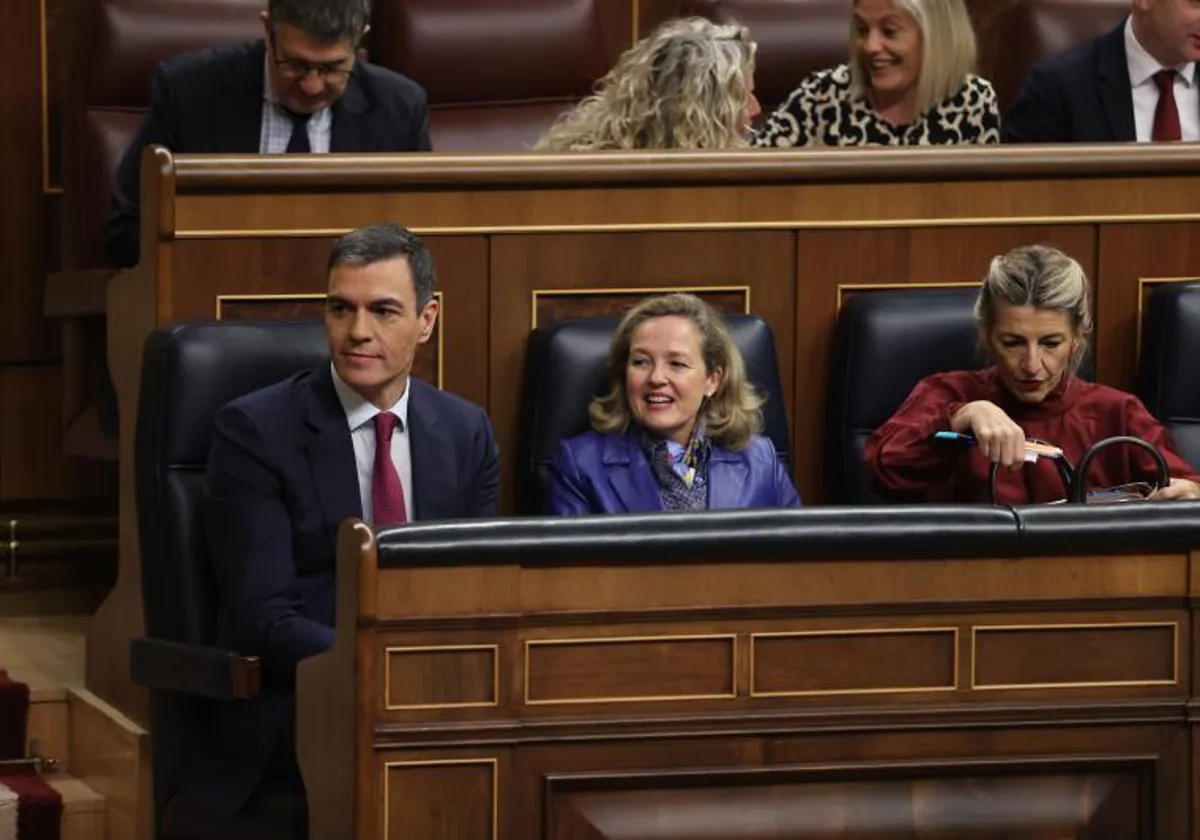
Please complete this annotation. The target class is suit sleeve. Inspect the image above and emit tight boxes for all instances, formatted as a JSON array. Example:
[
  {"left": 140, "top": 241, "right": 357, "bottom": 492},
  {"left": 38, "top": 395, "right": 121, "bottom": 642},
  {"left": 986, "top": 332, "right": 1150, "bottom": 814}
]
[
  {"left": 865, "top": 376, "right": 971, "bottom": 502},
  {"left": 410, "top": 88, "right": 432, "bottom": 151},
  {"left": 103, "top": 64, "right": 180, "bottom": 269},
  {"left": 468, "top": 408, "right": 499, "bottom": 516},
  {"left": 546, "top": 440, "right": 593, "bottom": 516},
  {"left": 1002, "top": 61, "right": 1069, "bottom": 143},
  {"left": 1123, "top": 398, "right": 1200, "bottom": 484},
  {"left": 204, "top": 404, "right": 334, "bottom": 682}
]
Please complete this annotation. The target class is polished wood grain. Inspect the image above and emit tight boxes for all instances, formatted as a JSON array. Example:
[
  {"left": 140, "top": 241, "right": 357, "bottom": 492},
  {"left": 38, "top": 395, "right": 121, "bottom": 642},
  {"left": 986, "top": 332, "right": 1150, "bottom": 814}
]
[{"left": 292, "top": 528, "right": 1200, "bottom": 839}]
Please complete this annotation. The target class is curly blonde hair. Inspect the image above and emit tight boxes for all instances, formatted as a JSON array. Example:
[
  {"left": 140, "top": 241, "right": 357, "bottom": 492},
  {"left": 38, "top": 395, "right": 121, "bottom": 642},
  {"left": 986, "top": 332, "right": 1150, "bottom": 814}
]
[
  {"left": 589, "top": 293, "right": 765, "bottom": 451},
  {"left": 535, "top": 17, "right": 756, "bottom": 152}
]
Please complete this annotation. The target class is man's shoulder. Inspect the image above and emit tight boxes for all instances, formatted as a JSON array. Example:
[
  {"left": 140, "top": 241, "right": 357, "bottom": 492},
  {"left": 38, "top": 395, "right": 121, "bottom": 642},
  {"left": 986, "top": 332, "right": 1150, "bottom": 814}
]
[
  {"left": 411, "top": 379, "right": 487, "bottom": 424},
  {"left": 353, "top": 60, "right": 428, "bottom": 108},
  {"left": 157, "top": 40, "right": 261, "bottom": 88},
  {"left": 1027, "top": 26, "right": 1115, "bottom": 82},
  {"left": 218, "top": 367, "right": 320, "bottom": 427}
]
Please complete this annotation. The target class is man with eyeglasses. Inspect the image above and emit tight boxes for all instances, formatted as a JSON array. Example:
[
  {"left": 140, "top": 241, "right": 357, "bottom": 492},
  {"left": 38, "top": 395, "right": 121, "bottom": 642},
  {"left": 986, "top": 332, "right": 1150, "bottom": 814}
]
[{"left": 103, "top": 0, "right": 430, "bottom": 271}]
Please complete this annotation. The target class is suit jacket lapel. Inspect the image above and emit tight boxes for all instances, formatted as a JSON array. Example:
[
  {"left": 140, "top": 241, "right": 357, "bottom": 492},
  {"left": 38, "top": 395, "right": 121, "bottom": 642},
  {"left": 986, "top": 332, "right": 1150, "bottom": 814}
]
[
  {"left": 1097, "top": 23, "right": 1137, "bottom": 142},
  {"left": 331, "top": 70, "right": 372, "bottom": 152},
  {"left": 707, "top": 447, "right": 748, "bottom": 510},
  {"left": 215, "top": 40, "right": 268, "bottom": 153},
  {"left": 407, "top": 379, "right": 456, "bottom": 520},
  {"left": 303, "top": 367, "right": 361, "bottom": 549},
  {"left": 604, "top": 433, "right": 662, "bottom": 513}
]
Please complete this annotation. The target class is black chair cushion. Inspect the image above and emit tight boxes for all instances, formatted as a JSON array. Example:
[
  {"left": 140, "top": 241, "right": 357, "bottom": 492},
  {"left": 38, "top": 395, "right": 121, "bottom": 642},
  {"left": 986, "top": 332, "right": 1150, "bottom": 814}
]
[
  {"left": 1137, "top": 282, "right": 1200, "bottom": 470},
  {"left": 519, "top": 314, "right": 791, "bottom": 514},
  {"left": 826, "top": 288, "right": 987, "bottom": 505}
]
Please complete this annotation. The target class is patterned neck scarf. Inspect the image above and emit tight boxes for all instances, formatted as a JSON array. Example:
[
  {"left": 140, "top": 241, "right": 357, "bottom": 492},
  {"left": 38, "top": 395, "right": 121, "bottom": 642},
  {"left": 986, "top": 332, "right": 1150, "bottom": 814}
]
[{"left": 639, "top": 424, "right": 712, "bottom": 511}]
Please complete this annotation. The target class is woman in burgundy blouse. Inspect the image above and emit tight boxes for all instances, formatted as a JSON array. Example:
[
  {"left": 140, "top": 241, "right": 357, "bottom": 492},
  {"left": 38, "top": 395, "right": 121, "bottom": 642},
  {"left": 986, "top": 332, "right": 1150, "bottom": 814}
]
[{"left": 866, "top": 245, "right": 1200, "bottom": 504}]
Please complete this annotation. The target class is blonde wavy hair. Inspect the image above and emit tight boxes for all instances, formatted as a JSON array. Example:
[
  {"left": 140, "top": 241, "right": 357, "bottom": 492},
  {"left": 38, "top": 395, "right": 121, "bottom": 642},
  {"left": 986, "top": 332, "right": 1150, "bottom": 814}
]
[
  {"left": 848, "top": 0, "right": 977, "bottom": 115},
  {"left": 535, "top": 17, "right": 756, "bottom": 152},
  {"left": 589, "top": 293, "right": 764, "bottom": 451}
]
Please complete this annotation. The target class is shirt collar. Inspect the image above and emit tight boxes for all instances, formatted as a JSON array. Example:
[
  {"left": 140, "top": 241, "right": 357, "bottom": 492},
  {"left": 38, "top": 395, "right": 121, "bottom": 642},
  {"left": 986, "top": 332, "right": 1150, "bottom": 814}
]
[
  {"left": 330, "top": 362, "right": 410, "bottom": 433},
  {"left": 1125, "top": 16, "right": 1196, "bottom": 88}
]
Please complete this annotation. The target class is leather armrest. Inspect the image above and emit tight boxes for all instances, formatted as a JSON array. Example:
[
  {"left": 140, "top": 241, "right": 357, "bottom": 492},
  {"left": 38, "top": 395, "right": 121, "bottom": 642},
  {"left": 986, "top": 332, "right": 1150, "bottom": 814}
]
[
  {"left": 130, "top": 637, "right": 261, "bottom": 700},
  {"left": 44, "top": 269, "right": 115, "bottom": 317}
]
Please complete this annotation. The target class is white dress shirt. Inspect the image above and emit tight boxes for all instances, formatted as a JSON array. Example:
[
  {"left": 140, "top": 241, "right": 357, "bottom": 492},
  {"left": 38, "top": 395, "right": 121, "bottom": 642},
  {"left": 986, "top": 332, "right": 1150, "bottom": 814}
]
[
  {"left": 330, "top": 365, "right": 414, "bottom": 525},
  {"left": 1125, "top": 17, "right": 1199, "bottom": 142},
  {"left": 259, "top": 57, "right": 333, "bottom": 153}
]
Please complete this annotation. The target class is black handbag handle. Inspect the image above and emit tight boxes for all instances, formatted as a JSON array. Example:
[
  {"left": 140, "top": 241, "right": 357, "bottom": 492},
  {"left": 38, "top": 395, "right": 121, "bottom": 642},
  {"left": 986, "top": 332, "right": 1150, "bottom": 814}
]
[
  {"left": 1069, "top": 436, "right": 1169, "bottom": 504},
  {"left": 988, "top": 452, "right": 1075, "bottom": 505}
]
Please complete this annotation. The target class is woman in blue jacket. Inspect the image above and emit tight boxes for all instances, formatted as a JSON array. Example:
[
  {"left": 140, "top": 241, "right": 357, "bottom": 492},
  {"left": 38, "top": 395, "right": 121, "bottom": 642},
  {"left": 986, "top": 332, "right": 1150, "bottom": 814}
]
[{"left": 547, "top": 293, "right": 801, "bottom": 514}]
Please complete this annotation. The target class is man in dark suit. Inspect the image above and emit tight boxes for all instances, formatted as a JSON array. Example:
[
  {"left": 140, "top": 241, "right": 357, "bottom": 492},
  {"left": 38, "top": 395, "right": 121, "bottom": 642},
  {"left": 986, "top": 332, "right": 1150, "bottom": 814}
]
[
  {"left": 103, "top": 0, "right": 431, "bottom": 269},
  {"left": 1003, "top": 0, "right": 1200, "bottom": 143},
  {"left": 188, "top": 223, "right": 498, "bottom": 840}
]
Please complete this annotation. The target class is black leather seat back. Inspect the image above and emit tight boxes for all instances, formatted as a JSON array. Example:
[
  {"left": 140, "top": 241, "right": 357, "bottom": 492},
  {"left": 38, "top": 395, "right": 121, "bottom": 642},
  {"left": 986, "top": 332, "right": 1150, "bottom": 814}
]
[
  {"left": 519, "top": 314, "right": 790, "bottom": 513},
  {"left": 826, "top": 288, "right": 986, "bottom": 504},
  {"left": 1137, "top": 282, "right": 1200, "bottom": 471},
  {"left": 135, "top": 320, "right": 329, "bottom": 823},
  {"left": 136, "top": 321, "right": 330, "bottom": 648}
]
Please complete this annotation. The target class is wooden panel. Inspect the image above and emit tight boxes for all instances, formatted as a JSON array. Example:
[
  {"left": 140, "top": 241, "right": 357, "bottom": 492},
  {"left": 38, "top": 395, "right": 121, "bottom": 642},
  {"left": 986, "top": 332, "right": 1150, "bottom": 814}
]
[
  {"left": 0, "top": 0, "right": 55, "bottom": 361},
  {"left": 547, "top": 764, "right": 1144, "bottom": 840},
  {"left": 532, "top": 286, "right": 748, "bottom": 328},
  {"left": 525, "top": 635, "right": 736, "bottom": 704},
  {"left": 752, "top": 628, "right": 957, "bottom": 697},
  {"left": 1096, "top": 223, "right": 1200, "bottom": 390},
  {"left": 795, "top": 224, "right": 1097, "bottom": 501},
  {"left": 384, "top": 645, "right": 498, "bottom": 710},
  {"left": 383, "top": 758, "right": 496, "bottom": 840},
  {"left": 973, "top": 623, "right": 1177, "bottom": 690},
  {"left": 0, "top": 366, "right": 115, "bottom": 500},
  {"left": 490, "top": 230, "right": 795, "bottom": 513}
]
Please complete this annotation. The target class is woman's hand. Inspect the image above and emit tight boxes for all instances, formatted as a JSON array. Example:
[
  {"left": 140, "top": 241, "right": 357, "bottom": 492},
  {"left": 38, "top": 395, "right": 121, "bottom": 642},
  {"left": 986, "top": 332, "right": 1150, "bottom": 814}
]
[
  {"left": 1148, "top": 478, "right": 1200, "bottom": 501},
  {"left": 950, "top": 400, "right": 1026, "bottom": 469}
]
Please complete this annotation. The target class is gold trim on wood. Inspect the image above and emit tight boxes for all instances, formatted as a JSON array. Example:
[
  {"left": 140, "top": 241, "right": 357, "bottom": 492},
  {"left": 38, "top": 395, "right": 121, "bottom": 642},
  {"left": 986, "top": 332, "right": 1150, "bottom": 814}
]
[
  {"left": 383, "top": 644, "right": 500, "bottom": 711},
  {"left": 631, "top": 0, "right": 639, "bottom": 41},
  {"left": 969, "top": 621, "right": 1180, "bottom": 691},
  {"left": 382, "top": 757, "right": 498, "bottom": 840},
  {"left": 523, "top": 633, "right": 739, "bottom": 706},
  {"left": 530, "top": 285, "right": 752, "bottom": 329},
  {"left": 836, "top": 282, "right": 979, "bottom": 313},
  {"left": 171, "top": 212, "right": 1200, "bottom": 241},
  {"left": 38, "top": 0, "right": 60, "bottom": 194},
  {"left": 1135, "top": 276, "right": 1200, "bottom": 368},
  {"left": 214, "top": 291, "right": 446, "bottom": 389},
  {"left": 748, "top": 627, "right": 960, "bottom": 698}
]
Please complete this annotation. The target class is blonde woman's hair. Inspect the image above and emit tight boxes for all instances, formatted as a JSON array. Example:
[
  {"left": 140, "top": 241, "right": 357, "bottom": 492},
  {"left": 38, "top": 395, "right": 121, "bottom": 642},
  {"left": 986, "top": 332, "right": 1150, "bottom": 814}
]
[
  {"left": 848, "top": 0, "right": 977, "bottom": 115},
  {"left": 534, "top": 17, "right": 756, "bottom": 152},
  {"left": 975, "top": 244, "right": 1094, "bottom": 372},
  {"left": 589, "top": 293, "right": 764, "bottom": 451}
]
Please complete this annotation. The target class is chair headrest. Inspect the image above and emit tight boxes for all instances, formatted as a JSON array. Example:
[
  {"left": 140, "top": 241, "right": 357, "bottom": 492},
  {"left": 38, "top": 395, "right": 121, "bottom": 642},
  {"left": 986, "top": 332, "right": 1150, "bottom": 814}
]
[
  {"left": 1138, "top": 282, "right": 1200, "bottom": 421},
  {"left": 78, "top": 0, "right": 262, "bottom": 106},
  {"left": 831, "top": 287, "right": 985, "bottom": 431},
  {"left": 520, "top": 313, "right": 790, "bottom": 512},
  {"left": 369, "top": 0, "right": 609, "bottom": 105},
  {"left": 136, "top": 321, "right": 330, "bottom": 467}
]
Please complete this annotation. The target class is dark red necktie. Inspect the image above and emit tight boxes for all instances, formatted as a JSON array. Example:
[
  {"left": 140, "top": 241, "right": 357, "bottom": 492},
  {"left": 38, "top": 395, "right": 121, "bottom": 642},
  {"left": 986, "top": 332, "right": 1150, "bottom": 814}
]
[
  {"left": 1152, "top": 69, "right": 1181, "bottom": 142},
  {"left": 372, "top": 412, "right": 408, "bottom": 525}
]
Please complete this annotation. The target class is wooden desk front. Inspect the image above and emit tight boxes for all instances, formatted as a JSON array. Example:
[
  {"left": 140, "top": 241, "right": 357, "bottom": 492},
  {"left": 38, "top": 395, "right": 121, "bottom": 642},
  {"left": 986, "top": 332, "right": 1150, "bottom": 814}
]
[{"left": 297, "top": 515, "right": 1197, "bottom": 840}]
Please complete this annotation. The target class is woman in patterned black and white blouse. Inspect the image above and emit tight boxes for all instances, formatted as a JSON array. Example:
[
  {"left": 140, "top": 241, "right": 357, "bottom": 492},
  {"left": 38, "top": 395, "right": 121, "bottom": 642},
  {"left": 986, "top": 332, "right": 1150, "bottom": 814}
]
[{"left": 752, "top": 0, "right": 1000, "bottom": 147}]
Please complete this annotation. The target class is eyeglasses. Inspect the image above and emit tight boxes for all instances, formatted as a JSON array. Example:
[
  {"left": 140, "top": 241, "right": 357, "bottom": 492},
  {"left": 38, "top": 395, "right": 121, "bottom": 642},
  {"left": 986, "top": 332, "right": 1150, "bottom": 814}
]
[{"left": 269, "top": 32, "right": 355, "bottom": 83}]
